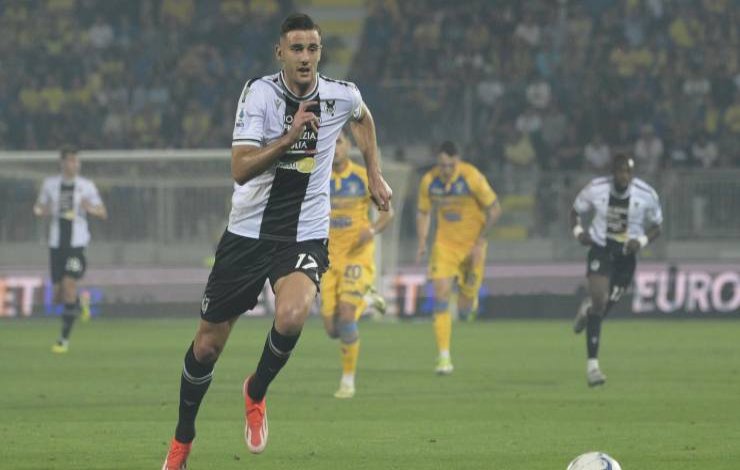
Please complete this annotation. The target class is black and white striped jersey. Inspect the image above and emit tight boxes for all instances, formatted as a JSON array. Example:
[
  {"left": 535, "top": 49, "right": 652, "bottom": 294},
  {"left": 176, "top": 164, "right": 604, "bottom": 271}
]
[
  {"left": 229, "top": 71, "right": 364, "bottom": 242},
  {"left": 36, "top": 175, "right": 103, "bottom": 248},
  {"left": 573, "top": 176, "right": 663, "bottom": 247}
]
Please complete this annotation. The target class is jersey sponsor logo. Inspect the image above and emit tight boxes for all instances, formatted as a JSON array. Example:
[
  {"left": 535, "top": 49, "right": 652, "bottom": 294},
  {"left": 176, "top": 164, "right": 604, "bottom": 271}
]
[
  {"left": 442, "top": 211, "right": 462, "bottom": 222},
  {"left": 330, "top": 216, "right": 353, "bottom": 229},
  {"left": 276, "top": 156, "right": 316, "bottom": 173}
]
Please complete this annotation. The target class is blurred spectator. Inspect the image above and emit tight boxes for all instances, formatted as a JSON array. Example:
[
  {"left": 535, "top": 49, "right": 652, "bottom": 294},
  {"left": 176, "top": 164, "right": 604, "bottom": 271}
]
[
  {"left": 691, "top": 132, "right": 719, "bottom": 168},
  {"left": 634, "top": 124, "right": 664, "bottom": 174},
  {"left": 584, "top": 134, "right": 611, "bottom": 173}
]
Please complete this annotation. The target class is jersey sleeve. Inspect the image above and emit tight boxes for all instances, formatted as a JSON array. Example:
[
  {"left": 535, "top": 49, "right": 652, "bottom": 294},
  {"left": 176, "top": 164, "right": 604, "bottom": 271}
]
[
  {"left": 36, "top": 179, "right": 52, "bottom": 207},
  {"left": 646, "top": 190, "right": 663, "bottom": 226},
  {"left": 232, "top": 80, "right": 267, "bottom": 147},
  {"left": 573, "top": 183, "right": 594, "bottom": 214},
  {"left": 469, "top": 167, "right": 497, "bottom": 207},
  {"left": 84, "top": 180, "right": 103, "bottom": 207},
  {"left": 417, "top": 173, "right": 432, "bottom": 213},
  {"left": 348, "top": 83, "right": 364, "bottom": 121}
]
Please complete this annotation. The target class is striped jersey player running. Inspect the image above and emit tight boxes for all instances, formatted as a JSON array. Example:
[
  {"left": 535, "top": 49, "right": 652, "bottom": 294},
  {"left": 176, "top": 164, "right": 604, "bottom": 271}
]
[
  {"left": 162, "top": 13, "right": 392, "bottom": 469},
  {"left": 570, "top": 153, "right": 663, "bottom": 387}
]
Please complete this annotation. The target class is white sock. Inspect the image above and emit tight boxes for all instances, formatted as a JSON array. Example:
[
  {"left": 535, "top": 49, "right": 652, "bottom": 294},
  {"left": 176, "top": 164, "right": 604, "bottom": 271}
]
[
  {"left": 439, "top": 350, "right": 450, "bottom": 360},
  {"left": 587, "top": 359, "right": 599, "bottom": 372},
  {"left": 341, "top": 373, "right": 355, "bottom": 388}
]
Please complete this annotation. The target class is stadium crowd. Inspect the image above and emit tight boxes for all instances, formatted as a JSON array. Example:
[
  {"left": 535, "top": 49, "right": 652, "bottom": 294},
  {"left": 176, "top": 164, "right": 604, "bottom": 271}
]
[
  {"left": 1, "top": 0, "right": 739, "bottom": 175},
  {"left": 0, "top": 0, "right": 293, "bottom": 150},
  {"left": 351, "top": 0, "right": 740, "bottom": 172}
]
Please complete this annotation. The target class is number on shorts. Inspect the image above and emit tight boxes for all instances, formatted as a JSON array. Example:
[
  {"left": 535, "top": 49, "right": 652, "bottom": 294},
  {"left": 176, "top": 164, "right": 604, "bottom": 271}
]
[
  {"left": 295, "top": 253, "right": 318, "bottom": 270},
  {"left": 344, "top": 265, "right": 362, "bottom": 280}
]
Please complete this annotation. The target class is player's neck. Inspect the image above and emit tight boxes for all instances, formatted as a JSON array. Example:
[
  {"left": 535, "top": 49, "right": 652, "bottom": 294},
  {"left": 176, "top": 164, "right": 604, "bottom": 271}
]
[
  {"left": 333, "top": 159, "right": 349, "bottom": 174},
  {"left": 62, "top": 172, "right": 76, "bottom": 182},
  {"left": 281, "top": 71, "right": 317, "bottom": 98}
]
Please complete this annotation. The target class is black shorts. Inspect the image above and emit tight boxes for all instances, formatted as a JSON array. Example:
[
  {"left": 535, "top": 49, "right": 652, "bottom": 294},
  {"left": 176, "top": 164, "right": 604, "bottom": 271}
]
[
  {"left": 200, "top": 230, "right": 329, "bottom": 323},
  {"left": 586, "top": 241, "right": 636, "bottom": 302},
  {"left": 50, "top": 247, "right": 87, "bottom": 284}
]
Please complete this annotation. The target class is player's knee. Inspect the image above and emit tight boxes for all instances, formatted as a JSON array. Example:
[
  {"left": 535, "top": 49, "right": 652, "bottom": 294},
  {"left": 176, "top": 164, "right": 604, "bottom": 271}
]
[
  {"left": 193, "top": 341, "right": 223, "bottom": 364},
  {"left": 336, "top": 318, "right": 359, "bottom": 344},
  {"left": 337, "top": 302, "right": 356, "bottom": 323},
  {"left": 591, "top": 296, "right": 608, "bottom": 316},
  {"left": 275, "top": 303, "right": 309, "bottom": 335}
]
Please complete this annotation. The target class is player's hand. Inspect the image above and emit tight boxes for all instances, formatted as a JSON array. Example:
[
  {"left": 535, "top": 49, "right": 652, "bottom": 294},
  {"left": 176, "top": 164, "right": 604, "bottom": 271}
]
[
  {"left": 577, "top": 232, "right": 592, "bottom": 246},
  {"left": 284, "top": 100, "right": 320, "bottom": 145},
  {"left": 33, "top": 204, "right": 49, "bottom": 217},
  {"left": 624, "top": 239, "right": 641, "bottom": 255},
  {"left": 349, "top": 227, "right": 374, "bottom": 253},
  {"left": 368, "top": 171, "right": 392, "bottom": 211},
  {"left": 416, "top": 244, "right": 427, "bottom": 263}
]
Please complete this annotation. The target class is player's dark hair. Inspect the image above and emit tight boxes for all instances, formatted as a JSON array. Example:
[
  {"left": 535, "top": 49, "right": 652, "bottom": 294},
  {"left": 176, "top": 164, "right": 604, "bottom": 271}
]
[
  {"left": 280, "top": 13, "right": 321, "bottom": 37},
  {"left": 60, "top": 145, "right": 77, "bottom": 160},
  {"left": 439, "top": 141, "right": 459, "bottom": 157},
  {"left": 613, "top": 153, "right": 634, "bottom": 169}
]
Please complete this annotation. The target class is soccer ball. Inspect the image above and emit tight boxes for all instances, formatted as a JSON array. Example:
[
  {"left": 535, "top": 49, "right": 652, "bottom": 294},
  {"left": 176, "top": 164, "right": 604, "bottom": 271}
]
[{"left": 567, "top": 451, "right": 622, "bottom": 470}]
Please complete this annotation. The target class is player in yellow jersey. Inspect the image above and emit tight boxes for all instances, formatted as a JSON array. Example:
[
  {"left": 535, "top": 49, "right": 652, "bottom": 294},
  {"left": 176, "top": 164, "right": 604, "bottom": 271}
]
[
  {"left": 321, "top": 128, "right": 394, "bottom": 398},
  {"left": 416, "top": 141, "right": 501, "bottom": 374}
]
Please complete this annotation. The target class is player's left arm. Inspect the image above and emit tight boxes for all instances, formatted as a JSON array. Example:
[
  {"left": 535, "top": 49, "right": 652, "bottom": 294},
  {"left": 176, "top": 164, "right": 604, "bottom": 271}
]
[
  {"left": 625, "top": 190, "right": 663, "bottom": 254},
  {"left": 350, "top": 203, "right": 395, "bottom": 252},
  {"left": 350, "top": 103, "right": 392, "bottom": 212},
  {"left": 81, "top": 182, "right": 108, "bottom": 220},
  {"left": 468, "top": 170, "right": 502, "bottom": 264}
]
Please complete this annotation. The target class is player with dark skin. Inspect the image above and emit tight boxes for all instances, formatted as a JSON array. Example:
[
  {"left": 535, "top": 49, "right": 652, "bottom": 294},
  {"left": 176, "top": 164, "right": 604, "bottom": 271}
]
[{"left": 570, "top": 158, "right": 661, "bottom": 322}]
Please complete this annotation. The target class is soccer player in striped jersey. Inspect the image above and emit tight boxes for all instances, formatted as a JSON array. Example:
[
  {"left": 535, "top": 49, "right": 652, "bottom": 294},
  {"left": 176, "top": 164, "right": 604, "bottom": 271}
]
[
  {"left": 162, "top": 13, "right": 392, "bottom": 469},
  {"left": 416, "top": 141, "right": 502, "bottom": 375},
  {"left": 570, "top": 153, "right": 663, "bottom": 387},
  {"left": 321, "top": 128, "right": 394, "bottom": 399},
  {"left": 33, "top": 147, "right": 107, "bottom": 354}
]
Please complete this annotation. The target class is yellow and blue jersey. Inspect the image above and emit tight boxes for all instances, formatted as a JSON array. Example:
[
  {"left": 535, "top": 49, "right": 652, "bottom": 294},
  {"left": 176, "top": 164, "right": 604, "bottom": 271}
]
[
  {"left": 329, "top": 160, "right": 373, "bottom": 257},
  {"left": 418, "top": 161, "right": 497, "bottom": 248}
]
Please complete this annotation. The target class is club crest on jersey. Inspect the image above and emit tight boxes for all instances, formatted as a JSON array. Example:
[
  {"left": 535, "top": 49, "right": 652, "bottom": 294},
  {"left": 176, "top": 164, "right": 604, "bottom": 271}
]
[{"left": 323, "top": 100, "right": 336, "bottom": 116}]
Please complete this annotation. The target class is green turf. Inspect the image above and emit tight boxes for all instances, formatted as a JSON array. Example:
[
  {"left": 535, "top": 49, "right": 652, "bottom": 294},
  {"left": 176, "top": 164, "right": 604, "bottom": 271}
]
[{"left": 0, "top": 317, "right": 738, "bottom": 469}]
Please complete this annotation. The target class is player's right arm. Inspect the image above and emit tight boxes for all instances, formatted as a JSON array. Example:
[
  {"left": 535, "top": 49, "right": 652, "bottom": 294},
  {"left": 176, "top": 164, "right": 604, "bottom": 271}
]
[
  {"left": 571, "top": 182, "right": 594, "bottom": 246},
  {"left": 33, "top": 179, "right": 51, "bottom": 217},
  {"left": 416, "top": 172, "right": 432, "bottom": 263},
  {"left": 230, "top": 81, "right": 319, "bottom": 185}
]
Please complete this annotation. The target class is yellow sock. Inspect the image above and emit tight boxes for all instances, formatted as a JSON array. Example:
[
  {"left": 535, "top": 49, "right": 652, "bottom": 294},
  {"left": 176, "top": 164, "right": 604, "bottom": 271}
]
[
  {"left": 340, "top": 340, "right": 360, "bottom": 375},
  {"left": 433, "top": 312, "right": 451, "bottom": 353}
]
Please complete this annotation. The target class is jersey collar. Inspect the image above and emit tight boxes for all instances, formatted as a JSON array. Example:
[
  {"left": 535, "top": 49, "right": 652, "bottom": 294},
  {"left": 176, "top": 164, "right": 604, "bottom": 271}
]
[{"left": 279, "top": 71, "right": 319, "bottom": 101}]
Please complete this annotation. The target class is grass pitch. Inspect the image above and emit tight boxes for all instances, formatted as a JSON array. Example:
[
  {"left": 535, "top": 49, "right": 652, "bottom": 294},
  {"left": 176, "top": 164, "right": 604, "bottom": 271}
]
[{"left": 0, "top": 317, "right": 738, "bottom": 469}]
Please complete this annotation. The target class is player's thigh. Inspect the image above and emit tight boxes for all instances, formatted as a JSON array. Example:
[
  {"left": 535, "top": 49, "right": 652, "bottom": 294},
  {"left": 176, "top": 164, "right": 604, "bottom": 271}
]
[
  {"left": 273, "top": 271, "right": 318, "bottom": 334},
  {"left": 193, "top": 316, "right": 239, "bottom": 363},
  {"left": 338, "top": 255, "right": 374, "bottom": 320},
  {"left": 609, "top": 253, "right": 637, "bottom": 303},
  {"left": 458, "top": 243, "right": 486, "bottom": 300},
  {"left": 201, "top": 232, "right": 273, "bottom": 323},
  {"left": 428, "top": 244, "right": 463, "bottom": 283},
  {"left": 60, "top": 276, "right": 78, "bottom": 303},
  {"left": 432, "top": 277, "right": 454, "bottom": 302}
]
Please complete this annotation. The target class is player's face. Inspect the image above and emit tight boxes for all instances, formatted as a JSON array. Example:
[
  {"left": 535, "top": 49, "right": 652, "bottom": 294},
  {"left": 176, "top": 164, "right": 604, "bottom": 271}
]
[
  {"left": 61, "top": 154, "right": 80, "bottom": 177},
  {"left": 277, "top": 30, "right": 322, "bottom": 91},
  {"left": 333, "top": 132, "right": 350, "bottom": 169},
  {"left": 613, "top": 162, "right": 633, "bottom": 191},
  {"left": 437, "top": 153, "right": 458, "bottom": 183}
]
